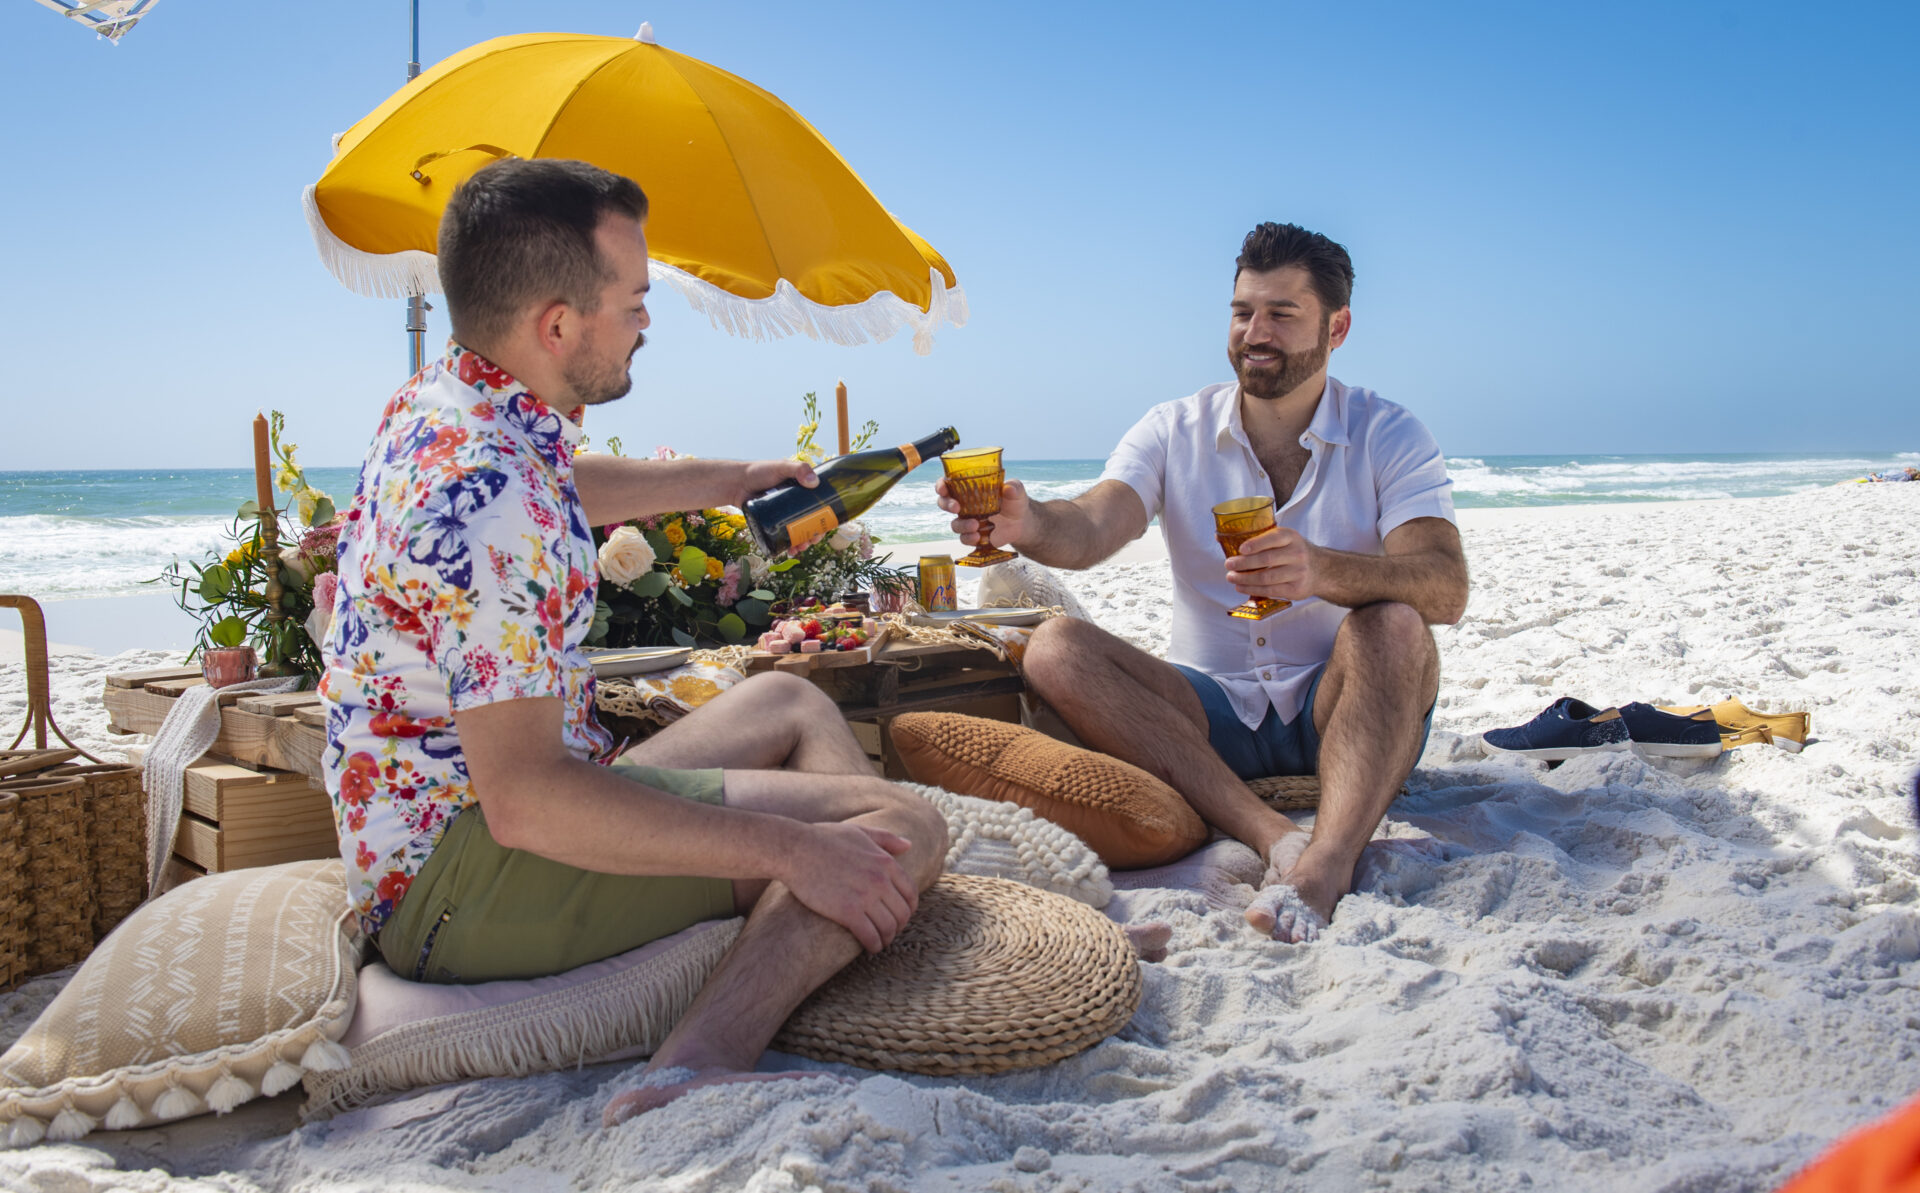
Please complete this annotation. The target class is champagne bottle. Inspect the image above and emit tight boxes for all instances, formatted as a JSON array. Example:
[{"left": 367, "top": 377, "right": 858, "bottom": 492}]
[{"left": 744, "top": 427, "right": 960, "bottom": 558}]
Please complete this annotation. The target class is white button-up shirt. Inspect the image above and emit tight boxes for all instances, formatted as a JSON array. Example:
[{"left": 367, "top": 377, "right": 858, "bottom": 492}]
[{"left": 1098, "top": 376, "right": 1454, "bottom": 729}]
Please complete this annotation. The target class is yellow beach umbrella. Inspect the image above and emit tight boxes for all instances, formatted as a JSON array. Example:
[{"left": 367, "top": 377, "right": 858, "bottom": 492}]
[{"left": 303, "top": 24, "right": 966, "bottom": 355}]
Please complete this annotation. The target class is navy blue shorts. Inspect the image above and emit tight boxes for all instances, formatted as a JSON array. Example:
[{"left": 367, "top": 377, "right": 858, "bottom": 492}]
[{"left": 1172, "top": 664, "right": 1435, "bottom": 780}]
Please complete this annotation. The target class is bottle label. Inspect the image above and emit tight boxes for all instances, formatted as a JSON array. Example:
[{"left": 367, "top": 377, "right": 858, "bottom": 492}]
[
  {"left": 899, "top": 444, "right": 922, "bottom": 471},
  {"left": 786, "top": 506, "right": 839, "bottom": 553}
]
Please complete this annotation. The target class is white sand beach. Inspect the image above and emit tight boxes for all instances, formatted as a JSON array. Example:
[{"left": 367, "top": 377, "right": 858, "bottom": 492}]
[{"left": 3, "top": 481, "right": 1917, "bottom": 1191}]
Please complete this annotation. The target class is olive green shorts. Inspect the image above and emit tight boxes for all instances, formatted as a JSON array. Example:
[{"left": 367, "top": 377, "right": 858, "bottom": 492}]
[{"left": 376, "top": 760, "right": 738, "bottom": 984}]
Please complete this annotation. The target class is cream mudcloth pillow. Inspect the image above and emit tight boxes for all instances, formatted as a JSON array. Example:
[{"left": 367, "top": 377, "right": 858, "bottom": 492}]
[
  {"left": 301, "top": 782, "right": 1109, "bottom": 1117},
  {"left": 0, "top": 858, "right": 362, "bottom": 1145}
]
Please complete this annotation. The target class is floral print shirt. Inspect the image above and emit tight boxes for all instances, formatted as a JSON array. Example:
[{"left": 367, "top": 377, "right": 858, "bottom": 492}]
[{"left": 319, "top": 343, "right": 613, "bottom": 935}]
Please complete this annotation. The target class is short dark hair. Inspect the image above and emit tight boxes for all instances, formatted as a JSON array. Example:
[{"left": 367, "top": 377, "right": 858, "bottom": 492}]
[
  {"left": 438, "top": 158, "right": 649, "bottom": 350},
  {"left": 1235, "top": 222, "right": 1354, "bottom": 315}
]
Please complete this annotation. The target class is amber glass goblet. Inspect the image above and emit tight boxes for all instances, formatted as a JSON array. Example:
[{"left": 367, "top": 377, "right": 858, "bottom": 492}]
[
  {"left": 942, "top": 446, "right": 1017, "bottom": 567},
  {"left": 1213, "top": 497, "right": 1290, "bottom": 620}
]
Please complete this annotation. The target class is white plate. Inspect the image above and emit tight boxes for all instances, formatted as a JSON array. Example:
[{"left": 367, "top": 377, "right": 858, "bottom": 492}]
[
  {"left": 906, "top": 607, "right": 1049, "bottom": 628},
  {"left": 582, "top": 646, "right": 694, "bottom": 676}
]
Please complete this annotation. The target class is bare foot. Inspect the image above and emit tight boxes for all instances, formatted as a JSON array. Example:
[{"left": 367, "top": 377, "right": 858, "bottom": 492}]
[
  {"left": 1124, "top": 920, "right": 1173, "bottom": 963},
  {"left": 1243, "top": 883, "right": 1328, "bottom": 942},
  {"left": 1245, "top": 835, "right": 1348, "bottom": 943},
  {"left": 602, "top": 1064, "right": 837, "bottom": 1126},
  {"left": 1244, "top": 831, "right": 1314, "bottom": 937},
  {"left": 1112, "top": 839, "right": 1265, "bottom": 911}
]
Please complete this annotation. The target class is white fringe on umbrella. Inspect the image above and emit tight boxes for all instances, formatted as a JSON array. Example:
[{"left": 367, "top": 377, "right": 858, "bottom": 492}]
[
  {"left": 302, "top": 185, "right": 968, "bottom": 355},
  {"left": 302, "top": 186, "right": 442, "bottom": 302}
]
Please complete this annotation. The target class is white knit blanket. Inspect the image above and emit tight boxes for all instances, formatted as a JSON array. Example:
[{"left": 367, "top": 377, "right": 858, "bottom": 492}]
[
  {"left": 903, "top": 783, "right": 1112, "bottom": 909},
  {"left": 141, "top": 675, "right": 299, "bottom": 895}
]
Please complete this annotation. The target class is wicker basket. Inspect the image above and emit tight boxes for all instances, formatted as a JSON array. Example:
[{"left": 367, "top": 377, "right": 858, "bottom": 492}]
[
  {"left": 0, "top": 777, "right": 97, "bottom": 976},
  {"left": 0, "top": 792, "right": 27, "bottom": 992},
  {"left": 0, "top": 749, "right": 78, "bottom": 781},
  {"left": 50, "top": 764, "right": 148, "bottom": 940}
]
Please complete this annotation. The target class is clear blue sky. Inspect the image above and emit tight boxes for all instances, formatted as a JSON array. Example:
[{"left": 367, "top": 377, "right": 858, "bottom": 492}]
[{"left": 2, "top": 1, "right": 1914, "bottom": 469}]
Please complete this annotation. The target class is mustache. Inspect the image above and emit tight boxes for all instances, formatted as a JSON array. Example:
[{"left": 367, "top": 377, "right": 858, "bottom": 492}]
[{"left": 632, "top": 331, "right": 647, "bottom": 354}]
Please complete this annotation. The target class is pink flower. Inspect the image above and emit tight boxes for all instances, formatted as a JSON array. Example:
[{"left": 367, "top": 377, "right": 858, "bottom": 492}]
[
  {"left": 299, "top": 519, "right": 344, "bottom": 560},
  {"left": 312, "top": 571, "right": 340, "bottom": 614},
  {"left": 653, "top": 445, "right": 679, "bottom": 460},
  {"left": 715, "top": 559, "right": 744, "bottom": 607}
]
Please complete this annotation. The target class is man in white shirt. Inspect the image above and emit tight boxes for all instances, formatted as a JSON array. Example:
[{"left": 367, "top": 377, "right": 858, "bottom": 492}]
[{"left": 939, "top": 223, "right": 1468, "bottom": 943}]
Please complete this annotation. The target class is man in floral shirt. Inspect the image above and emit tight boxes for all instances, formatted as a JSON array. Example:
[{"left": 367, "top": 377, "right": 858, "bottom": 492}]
[{"left": 320, "top": 159, "right": 946, "bottom": 1120}]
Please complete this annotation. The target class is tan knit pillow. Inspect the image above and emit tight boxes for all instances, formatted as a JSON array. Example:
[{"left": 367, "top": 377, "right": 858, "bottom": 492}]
[
  {"left": 890, "top": 714, "right": 1209, "bottom": 869},
  {"left": 0, "top": 859, "right": 363, "bottom": 1144}
]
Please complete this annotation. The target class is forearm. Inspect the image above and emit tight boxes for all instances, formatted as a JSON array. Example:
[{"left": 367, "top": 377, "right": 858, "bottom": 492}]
[
  {"left": 480, "top": 755, "right": 793, "bottom": 881},
  {"left": 1309, "top": 546, "right": 1469, "bottom": 624},
  {"left": 573, "top": 454, "right": 752, "bottom": 525},
  {"left": 1005, "top": 499, "right": 1121, "bottom": 569}
]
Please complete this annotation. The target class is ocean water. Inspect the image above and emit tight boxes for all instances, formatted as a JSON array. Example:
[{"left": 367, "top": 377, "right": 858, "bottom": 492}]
[{"left": 3, "top": 452, "right": 1915, "bottom": 601}]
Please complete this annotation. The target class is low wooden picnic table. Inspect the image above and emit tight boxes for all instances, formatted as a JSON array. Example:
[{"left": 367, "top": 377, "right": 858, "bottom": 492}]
[{"left": 738, "top": 635, "right": 1025, "bottom": 777}]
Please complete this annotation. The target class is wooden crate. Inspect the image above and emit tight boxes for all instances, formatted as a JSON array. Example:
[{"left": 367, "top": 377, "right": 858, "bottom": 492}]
[
  {"left": 174, "top": 759, "right": 339, "bottom": 873},
  {"left": 102, "top": 669, "right": 339, "bottom": 883},
  {"left": 103, "top": 673, "right": 328, "bottom": 781}
]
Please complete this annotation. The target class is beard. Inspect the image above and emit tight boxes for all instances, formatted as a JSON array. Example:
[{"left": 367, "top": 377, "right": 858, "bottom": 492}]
[
  {"left": 565, "top": 330, "right": 644, "bottom": 407},
  {"left": 1230, "top": 318, "right": 1330, "bottom": 401}
]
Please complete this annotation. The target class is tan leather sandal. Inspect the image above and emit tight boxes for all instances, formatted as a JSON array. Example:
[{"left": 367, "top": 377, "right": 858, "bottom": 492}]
[{"left": 1660, "top": 699, "right": 1809, "bottom": 753}]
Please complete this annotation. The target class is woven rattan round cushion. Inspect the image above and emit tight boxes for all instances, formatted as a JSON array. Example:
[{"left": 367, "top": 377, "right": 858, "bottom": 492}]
[
  {"left": 1246, "top": 776, "right": 1408, "bottom": 812},
  {"left": 773, "top": 874, "right": 1141, "bottom": 1076},
  {"left": 1249, "top": 775, "right": 1321, "bottom": 811}
]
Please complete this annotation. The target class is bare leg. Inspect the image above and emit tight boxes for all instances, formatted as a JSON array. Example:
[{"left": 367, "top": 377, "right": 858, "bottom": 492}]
[
  {"left": 622, "top": 671, "right": 873, "bottom": 777},
  {"left": 1248, "top": 602, "right": 1438, "bottom": 940},
  {"left": 604, "top": 770, "right": 946, "bottom": 1124},
  {"left": 1022, "top": 617, "right": 1303, "bottom": 862}
]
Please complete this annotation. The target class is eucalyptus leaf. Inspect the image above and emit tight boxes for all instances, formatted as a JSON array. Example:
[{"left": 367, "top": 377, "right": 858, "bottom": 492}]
[
  {"left": 209, "top": 615, "right": 247, "bottom": 648},
  {"left": 632, "top": 571, "right": 670, "bottom": 598},
  {"left": 665, "top": 583, "right": 694, "bottom": 607},
  {"left": 677, "top": 546, "right": 709, "bottom": 581},
  {"left": 236, "top": 500, "right": 259, "bottom": 520},
  {"left": 670, "top": 627, "right": 696, "bottom": 648},
  {"left": 748, "top": 588, "right": 775, "bottom": 601},
  {"left": 770, "top": 558, "right": 798, "bottom": 573},
  {"left": 717, "top": 613, "right": 746, "bottom": 643},
  {"left": 735, "top": 598, "right": 770, "bottom": 625},
  {"left": 643, "top": 529, "right": 673, "bottom": 559},
  {"left": 310, "top": 496, "right": 336, "bottom": 526},
  {"left": 198, "top": 565, "right": 233, "bottom": 600}
]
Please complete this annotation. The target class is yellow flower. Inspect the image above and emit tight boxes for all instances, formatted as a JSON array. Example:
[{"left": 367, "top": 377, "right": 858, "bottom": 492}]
[
  {"left": 709, "top": 521, "right": 735, "bottom": 540},
  {"left": 663, "top": 521, "right": 686, "bottom": 548},
  {"left": 706, "top": 557, "right": 726, "bottom": 580},
  {"left": 726, "top": 514, "right": 747, "bottom": 529}
]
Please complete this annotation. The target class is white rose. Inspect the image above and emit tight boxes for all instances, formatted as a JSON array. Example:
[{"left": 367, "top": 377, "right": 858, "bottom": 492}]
[
  {"left": 829, "top": 523, "right": 861, "bottom": 552},
  {"left": 744, "top": 554, "right": 771, "bottom": 584},
  {"left": 278, "top": 546, "right": 315, "bottom": 585},
  {"left": 598, "top": 525, "right": 656, "bottom": 586}
]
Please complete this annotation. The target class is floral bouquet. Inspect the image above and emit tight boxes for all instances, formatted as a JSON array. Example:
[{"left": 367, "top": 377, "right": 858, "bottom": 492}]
[
  {"left": 156, "top": 412, "right": 345, "bottom": 683},
  {"left": 587, "top": 397, "right": 914, "bottom": 649}
]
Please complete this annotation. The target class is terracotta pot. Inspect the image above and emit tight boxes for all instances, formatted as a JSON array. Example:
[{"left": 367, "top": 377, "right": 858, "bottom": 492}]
[{"left": 201, "top": 646, "right": 258, "bottom": 688}]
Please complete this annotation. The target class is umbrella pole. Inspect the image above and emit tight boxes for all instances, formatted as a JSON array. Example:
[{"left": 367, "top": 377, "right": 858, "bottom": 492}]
[{"left": 405, "top": 0, "right": 427, "bottom": 377}]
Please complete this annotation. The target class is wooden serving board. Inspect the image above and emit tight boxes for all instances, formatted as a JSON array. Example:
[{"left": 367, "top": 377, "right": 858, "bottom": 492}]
[{"left": 745, "top": 622, "right": 894, "bottom": 677}]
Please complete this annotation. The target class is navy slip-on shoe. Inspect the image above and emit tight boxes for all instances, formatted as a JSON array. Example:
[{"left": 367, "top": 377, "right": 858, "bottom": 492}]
[
  {"left": 1480, "top": 698, "right": 1630, "bottom": 761},
  {"left": 1617, "top": 702, "right": 1724, "bottom": 759}
]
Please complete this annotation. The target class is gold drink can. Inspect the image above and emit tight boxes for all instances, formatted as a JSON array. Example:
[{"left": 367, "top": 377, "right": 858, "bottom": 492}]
[{"left": 917, "top": 555, "right": 957, "bottom": 612}]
